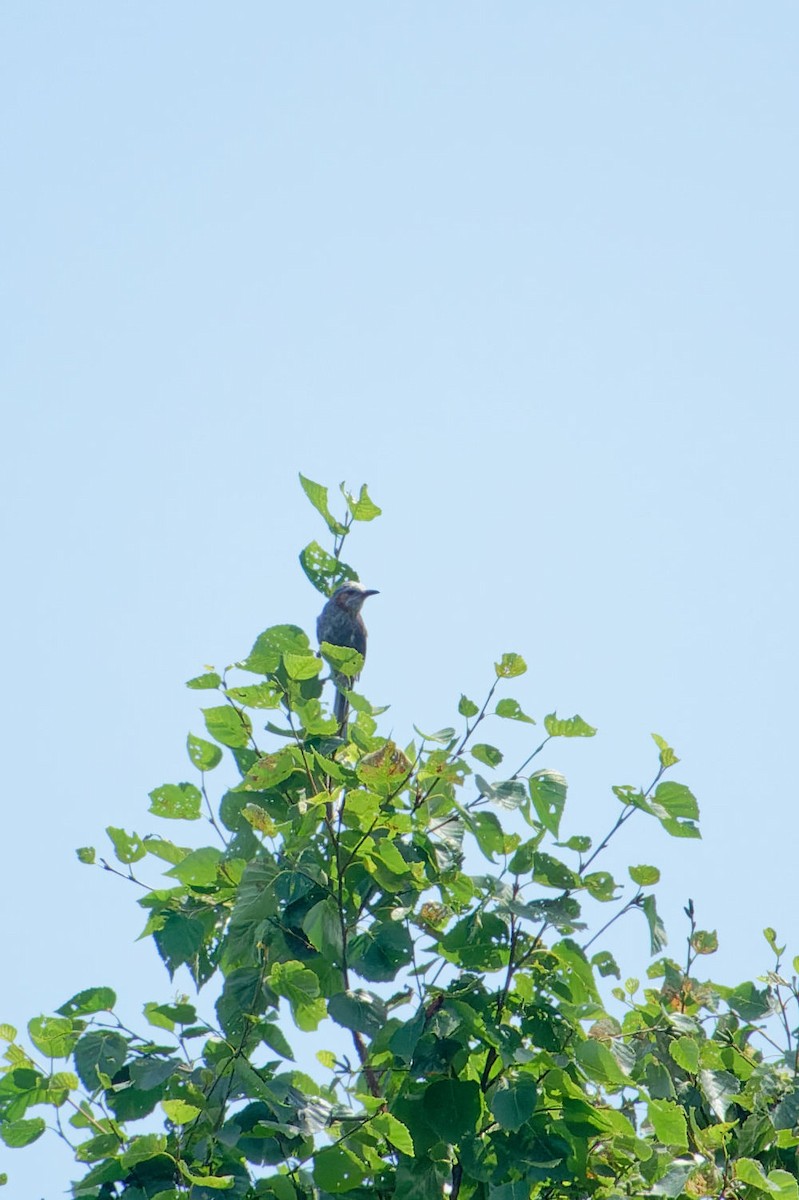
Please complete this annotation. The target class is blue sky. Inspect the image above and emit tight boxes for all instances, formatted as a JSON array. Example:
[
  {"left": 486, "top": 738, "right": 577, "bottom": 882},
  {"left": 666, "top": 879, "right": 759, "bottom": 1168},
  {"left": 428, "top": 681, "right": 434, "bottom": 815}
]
[{"left": 2, "top": 4, "right": 798, "bottom": 1194}]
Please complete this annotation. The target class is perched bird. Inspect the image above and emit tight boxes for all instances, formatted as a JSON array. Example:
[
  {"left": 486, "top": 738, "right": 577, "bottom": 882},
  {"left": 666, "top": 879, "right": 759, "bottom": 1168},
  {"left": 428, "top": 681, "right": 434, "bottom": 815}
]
[{"left": 317, "top": 582, "right": 378, "bottom": 731}]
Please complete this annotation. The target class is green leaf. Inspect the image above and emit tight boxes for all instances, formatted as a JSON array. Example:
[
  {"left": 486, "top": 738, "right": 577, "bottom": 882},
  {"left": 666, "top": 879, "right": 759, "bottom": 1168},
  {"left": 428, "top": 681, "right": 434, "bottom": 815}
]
[
  {"left": 647, "top": 1099, "right": 688, "bottom": 1149},
  {"left": 106, "top": 826, "right": 146, "bottom": 864},
  {"left": 203, "top": 705, "right": 252, "bottom": 749},
  {"left": 260, "top": 1021, "right": 294, "bottom": 1061},
  {"left": 0, "top": 1117, "right": 45, "bottom": 1148},
  {"left": 148, "top": 783, "right": 202, "bottom": 821},
  {"left": 469, "top": 811, "right": 515, "bottom": 862},
  {"left": 640, "top": 894, "right": 668, "bottom": 953},
  {"left": 723, "top": 981, "right": 775, "bottom": 1020},
  {"left": 242, "top": 750, "right": 297, "bottom": 791},
  {"left": 268, "top": 961, "right": 326, "bottom": 1031},
  {"left": 414, "top": 725, "right": 457, "bottom": 745},
  {"left": 651, "top": 732, "right": 679, "bottom": 767},
  {"left": 349, "top": 922, "right": 413, "bottom": 982},
  {"left": 119, "top": 1133, "right": 168, "bottom": 1169},
  {"left": 302, "top": 898, "right": 343, "bottom": 957},
  {"left": 423, "top": 1079, "right": 481, "bottom": 1142},
  {"left": 489, "top": 1077, "right": 538, "bottom": 1131},
  {"left": 186, "top": 672, "right": 221, "bottom": 690},
  {"left": 240, "top": 624, "right": 310, "bottom": 675},
  {"left": 495, "top": 697, "right": 535, "bottom": 724},
  {"left": 764, "top": 927, "right": 786, "bottom": 956},
  {"left": 283, "top": 651, "right": 323, "bottom": 680},
  {"left": 342, "top": 482, "right": 382, "bottom": 522},
  {"left": 299, "top": 540, "right": 358, "bottom": 596},
  {"left": 488, "top": 1184, "right": 531, "bottom": 1200},
  {"left": 241, "top": 804, "right": 277, "bottom": 836},
  {"left": 130, "top": 1054, "right": 180, "bottom": 1089},
  {"left": 225, "top": 682, "right": 282, "bottom": 709},
  {"left": 458, "top": 695, "right": 479, "bottom": 718},
  {"left": 669, "top": 1036, "right": 699, "bottom": 1073},
  {"left": 773, "top": 1087, "right": 799, "bottom": 1131},
  {"left": 629, "top": 864, "right": 660, "bottom": 886},
  {"left": 165, "top": 847, "right": 222, "bottom": 887},
  {"left": 479, "top": 776, "right": 527, "bottom": 811},
  {"left": 299, "top": 473, "right": 347, "bottom": 535},
  {"left": 313, "top": 1145, "right": 366, "bottom": 1193},
  {"left": 471, "top": 743, "right": 503, "bottom": 768},
  {"left": 507, "top": 837, "right": 537, "bottom": 876},
  {"left": 57, "top": 987, "right": 116, "bottom": 1018},
  {"left": 534, "top": 851, "right": 577, "bottom": 890},
  {"left": 177, "top": 1162, "right": 235, "bottom": 1189},
  {"left": 187, "top": 733, "right": 222, "bottom": 772},
  {"left": 162, "top": 1099, "right": 201, "bottom": 1124},
  {"left": 74, "top": 1030, "right": 128, "bottom": 1091},
  {"left": 691, "top": 929, "right": 718, "bottom": 955},
  {"left": 544, "top": 712, "right": 596, "bottom": 737},
  {"left": 143, "top": 837, "right": 189, "bottom": 865},
  {"left": 699, "top": 1068, "right": 739, "bottom": 1121},
  {"left": 328, "top": 990, "right": 388, "bottom": 1038},
  {"left": 735, "top": 1159, "right": 799, "bottom": 1198},
  {"left": 153, "top": 912, "right": 206, "bottom": 978},
  {"left": 371, "top": 1112, "right": 413, "bottom": 1155},
  {"left": 582, "top": 870, "right": 618, "bottom": 901},
  {"left": 28, "top": 1016, "right": 78, "bottom": 1059},
  {"left": 494, "top": 653, "right": 527, "bottom": 679},
  {"left": 575, "top": 1039, "right": 629, "bottom": 1088},
  {"left": 319, "top": 641, "right": 364, "bottom": 679},
  {"left": 653, "top": 781, "right": 699, "bottom": 820},
  {"left": 76, "top": 846, "right": 96, "bottom": 864},
  {"left": 529, "top": 770, "right": 567, "bottom": 836},
  {"left": 591, "top": 950, "right": 620, "bottom": 979}
]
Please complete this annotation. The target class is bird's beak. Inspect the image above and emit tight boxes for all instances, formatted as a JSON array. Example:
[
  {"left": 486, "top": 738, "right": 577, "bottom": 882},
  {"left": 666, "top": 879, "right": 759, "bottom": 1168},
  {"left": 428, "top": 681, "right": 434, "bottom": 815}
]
[{"left": 363, "top": 589, "right": 379, "bottom": 597}]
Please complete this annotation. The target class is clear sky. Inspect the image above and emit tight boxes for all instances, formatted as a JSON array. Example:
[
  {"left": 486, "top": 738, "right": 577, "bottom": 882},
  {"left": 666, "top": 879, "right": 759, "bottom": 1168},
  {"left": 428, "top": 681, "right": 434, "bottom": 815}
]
[{"left": 2, "top": 4, "right": 798, "bottom": 1195}]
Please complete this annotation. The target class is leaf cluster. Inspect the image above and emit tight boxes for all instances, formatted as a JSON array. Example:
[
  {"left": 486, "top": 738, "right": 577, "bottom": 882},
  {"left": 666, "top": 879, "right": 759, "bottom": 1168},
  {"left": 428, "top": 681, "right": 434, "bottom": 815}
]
[{"left": 4, "top": 478, "right": 799, "bottom": 1200}]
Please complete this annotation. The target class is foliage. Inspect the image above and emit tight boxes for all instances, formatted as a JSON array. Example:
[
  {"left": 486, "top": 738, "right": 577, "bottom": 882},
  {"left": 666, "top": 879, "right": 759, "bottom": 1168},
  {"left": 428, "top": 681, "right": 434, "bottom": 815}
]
[{"left": 3, "top": 477, "right": 799, "bottom": 1199}]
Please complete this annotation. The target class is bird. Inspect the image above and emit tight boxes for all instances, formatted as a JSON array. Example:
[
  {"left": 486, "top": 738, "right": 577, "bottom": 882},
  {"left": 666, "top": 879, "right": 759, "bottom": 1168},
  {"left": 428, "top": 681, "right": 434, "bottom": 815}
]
[{"left": 316, "top": 582, "right": 379, "bottom": 732}]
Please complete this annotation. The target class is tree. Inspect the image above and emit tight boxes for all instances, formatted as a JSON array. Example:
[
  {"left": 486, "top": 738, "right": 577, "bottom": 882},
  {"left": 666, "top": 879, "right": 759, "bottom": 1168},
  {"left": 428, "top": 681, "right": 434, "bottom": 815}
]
[{"left": 2, "top": 476, "right": 799, "bottom": 1199}]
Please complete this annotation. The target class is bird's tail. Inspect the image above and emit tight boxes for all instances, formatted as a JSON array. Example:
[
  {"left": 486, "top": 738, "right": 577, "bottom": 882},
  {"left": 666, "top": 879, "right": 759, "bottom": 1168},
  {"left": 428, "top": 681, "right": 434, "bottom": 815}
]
[{"left": 333, "top": 674, "right": 350, "bottom": 735}]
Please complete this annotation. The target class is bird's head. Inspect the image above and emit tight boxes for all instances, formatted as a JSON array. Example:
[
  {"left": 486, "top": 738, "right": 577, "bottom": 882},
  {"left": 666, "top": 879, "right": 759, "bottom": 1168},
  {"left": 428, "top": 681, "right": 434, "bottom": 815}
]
[{"left": 331, "top": 582, "right": 379, "bottom": 614}]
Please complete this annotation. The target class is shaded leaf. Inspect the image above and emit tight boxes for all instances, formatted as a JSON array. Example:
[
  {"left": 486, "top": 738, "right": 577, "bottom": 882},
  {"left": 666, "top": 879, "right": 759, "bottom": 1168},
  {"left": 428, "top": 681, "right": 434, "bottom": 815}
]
[
  {"left": 423, "top": 1078, "right": 481, "bottom": 1142},
  {"left": 328, "top": 990, "right": 388, "bottom": 1038},
  {"left": 313, "top": 1145, "right": 365, "bottom": 1193},
  {"left": 74, "top": 1031, "right": 128, "bottom": 1091},
  {"left": 489, "top": 1077, "right": 538, "bottom": 1131}
]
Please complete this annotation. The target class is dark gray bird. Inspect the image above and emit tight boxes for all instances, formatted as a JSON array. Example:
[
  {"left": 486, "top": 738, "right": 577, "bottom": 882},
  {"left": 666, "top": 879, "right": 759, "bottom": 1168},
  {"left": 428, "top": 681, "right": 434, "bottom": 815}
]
[{"left": 317, "top": 582, "right": 378, "bottom": 731}]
